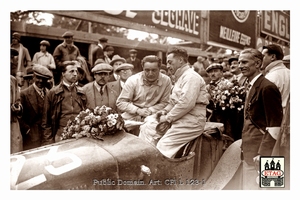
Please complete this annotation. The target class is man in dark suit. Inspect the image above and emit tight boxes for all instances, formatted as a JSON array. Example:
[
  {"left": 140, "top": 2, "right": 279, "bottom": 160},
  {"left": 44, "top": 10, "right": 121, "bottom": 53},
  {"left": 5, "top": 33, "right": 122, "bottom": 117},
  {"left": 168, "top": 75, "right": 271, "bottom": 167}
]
[
  {"left": 92, "top": 37, "right": 108, "bottom": 66},
  {"left": 238, "top": 48, "right": 283, "bottom": 189},
  {"left": 20, "top": 64, "right": 53, "bottom": 150},
  {"left": 126, "top": 49, "right": 142, "bottom": 74}
]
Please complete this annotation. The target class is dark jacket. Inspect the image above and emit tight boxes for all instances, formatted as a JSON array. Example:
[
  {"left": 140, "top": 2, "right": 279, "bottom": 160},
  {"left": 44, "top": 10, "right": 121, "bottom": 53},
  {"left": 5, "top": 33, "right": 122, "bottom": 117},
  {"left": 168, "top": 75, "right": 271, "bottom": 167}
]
[
  {"left": 92, "top": 46, "right": 104, "bottom": 66},
  {"left": 242, "top": 75, "right": 283, "bottom": 165},
  {"left": 126, "top": 57, "right": 142, "bottom": 75},
  {"left": 41, "top": 83, "right": 86, "bottom": 145}
]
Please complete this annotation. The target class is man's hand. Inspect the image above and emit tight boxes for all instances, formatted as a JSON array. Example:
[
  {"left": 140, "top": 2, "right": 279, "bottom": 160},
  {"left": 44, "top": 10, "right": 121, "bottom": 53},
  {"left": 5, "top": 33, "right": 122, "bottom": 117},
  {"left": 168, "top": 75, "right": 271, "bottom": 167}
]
[
  {"left": 137, "top": 108, "right": 152, "bottom": 117},
  {"left": 11, "top": 102, "right": 21, "bottom": 113}
]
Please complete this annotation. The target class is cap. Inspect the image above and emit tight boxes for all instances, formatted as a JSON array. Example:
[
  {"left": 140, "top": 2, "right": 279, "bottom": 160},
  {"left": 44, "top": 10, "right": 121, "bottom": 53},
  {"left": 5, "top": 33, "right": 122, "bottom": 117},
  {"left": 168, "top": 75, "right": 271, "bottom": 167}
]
[
  {"left": 228, "top": 56, "right": 239, "bottom": 65},
  {"left": 32, "top": 64, "right": 53, "bottom": 79},
  {"left": 99, "top": 37, "right": 108, "bottom": 43},
  {"left": 92, "top": 63, "right": 113, "bottom": 73},
  {"left": 40, "top": 40, "right": 50, "bottom": 46},
  {"left": 262, "top": 44, "right": 284, "bottom": 60},
  {"left": 110, "top": 55, "right": 126, "bottom": 66},
  {"left": 12, "top": 32, "right": 21, "bottom": 41},
  {"left": 62, "top": 31, "right": 74, "bottom": 38},
  {"left": 206, "top": 63, "right": 223, "bottom": 72},
  {"left": 23, "top": 67, "right": 34, "bottom": 79},
  {"left": 11, "top": 48, "right": 19, "bottom": 56},
  {"left": 115, "top": 63, "right": 134, "bottom": 73},
  {"left": 129, "top": 49, "right": 137, "bottom": 53}
]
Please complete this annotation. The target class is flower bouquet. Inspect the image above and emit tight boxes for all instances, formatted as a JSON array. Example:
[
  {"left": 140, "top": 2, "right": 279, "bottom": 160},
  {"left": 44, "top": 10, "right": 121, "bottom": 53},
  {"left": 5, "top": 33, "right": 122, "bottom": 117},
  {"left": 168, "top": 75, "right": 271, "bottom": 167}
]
[
  {"left": 61, "top": 105, "right": 124, "bottom": 140},
  {"left": 207, "top": 77, "right": 247, "bottom": 111}
]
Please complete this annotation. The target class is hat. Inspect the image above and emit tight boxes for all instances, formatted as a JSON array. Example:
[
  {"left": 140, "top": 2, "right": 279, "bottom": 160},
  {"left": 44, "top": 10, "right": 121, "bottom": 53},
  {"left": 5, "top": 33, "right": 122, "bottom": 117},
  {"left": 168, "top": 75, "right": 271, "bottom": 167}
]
[
  {"left": 92, "top": 63, "right": 113, "bottom": 74},
  {"left": 115, "top": 63, "right": 134, "bottom": 73},
  {"left": 206, "top": 63, "right": 223, "bottom": 72},
  {"left": 94, "top": 58, "right": 106, "bottom": 66},
  {"left": 12, "top": 32, "right": 21, "bottom": 41},
  {"left": 23, "top": 67, "right": 34, "bottom": 79},
  {"left": 99, "top": 37, "right": 108, "bottom": 43},
  {"left": 110, "top": 55, "right": 126, "bottom": 66},
  {"left": 228, "top": 56, "right": 239, "bottom": 65},
  {"left": 11, "top": 48, "right": 19, "bottom": 56},
  {"left": 32, "top": 64, "right": 53, "bottom": 79},
  {"left": 129, "top": 49, "right": 137, "bottom": 53},
  {"left": 62, "top": 31, "right": 74, "bottom": 38},
  {"left": 262, "top": 44, "right": 284, "bottom": 60},
  {"left": 40, "top": 40, "right": 50, "bottom": 46}
]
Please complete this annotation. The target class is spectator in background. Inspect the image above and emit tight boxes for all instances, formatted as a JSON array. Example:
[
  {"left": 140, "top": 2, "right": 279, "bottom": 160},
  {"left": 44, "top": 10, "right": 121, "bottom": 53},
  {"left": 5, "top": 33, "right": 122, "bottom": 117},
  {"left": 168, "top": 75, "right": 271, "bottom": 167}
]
[
  {"left": 15, "top": 71, "right": 24, "bottom": 92},
  {"left": 10, "top": 32, "right": 32, "bottom": 76},
  {"left": 32, "top": 40, "right": 56, "bottom": 88},
  {"left": 126, "top": 49, "right": 142, "bottom": 74},
  {"left": 261, "top": 44, "right": 290, "bottom": 115},
  {"left": 20, "top": 64, "right": 53, "bottom": 150},
  {"left": 42, "top": 61, "right": 86, "bottom": 145},
  {"left": 23, "top": 67, "right": 34, "bottom": 88},
  {"left": 114, "top": 63, "right": 134, "bottom": 90},
  {"left": 82, "top": 63, "right": 121, "bottom": 111},
  {"left": 53, "top": 31, "right": 81, "bottom": 85},
  {"left": 92, "top": 37, "right": 108, "bottom": 66},
  {"left": 228, "top": 56, "right": 247, "bottom": 86},
  {"left": 11, "top": 48, "right": 19, "bottom": 76},
  {"left": 11, "top": 74, "right": 23, "bottom": 154},
  {"left": 282, "top": 55, "right": 290, "bottom": 69},
  {"left": 109, "top": 55, "right": 126, "bottom": 82},
  {"left": 193, "top": 55, "right": 206, "bottom": 75},
  {"left": 103, "top": 45, "right": 114, "bottom": 64}
]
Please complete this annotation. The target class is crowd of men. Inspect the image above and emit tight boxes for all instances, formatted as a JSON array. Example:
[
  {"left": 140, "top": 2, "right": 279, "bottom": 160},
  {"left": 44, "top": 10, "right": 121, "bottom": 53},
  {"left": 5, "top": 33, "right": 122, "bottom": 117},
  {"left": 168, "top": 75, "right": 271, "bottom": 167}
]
[{"left": 10, "top": 30, "right": 290, "bottom": 190}]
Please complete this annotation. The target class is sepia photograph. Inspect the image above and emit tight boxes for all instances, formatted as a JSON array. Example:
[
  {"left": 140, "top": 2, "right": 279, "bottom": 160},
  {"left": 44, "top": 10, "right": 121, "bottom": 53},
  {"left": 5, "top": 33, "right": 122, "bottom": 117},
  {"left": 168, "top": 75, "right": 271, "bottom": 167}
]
[{"left": 6, "top": 2, "right": 295, "bottom": 198}]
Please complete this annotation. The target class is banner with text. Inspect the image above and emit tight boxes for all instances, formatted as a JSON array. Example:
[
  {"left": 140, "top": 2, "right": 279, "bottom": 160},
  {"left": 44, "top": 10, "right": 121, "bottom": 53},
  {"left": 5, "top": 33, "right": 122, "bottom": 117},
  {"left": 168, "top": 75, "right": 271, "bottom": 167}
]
[
  {"left": 99, "top": 10, "right": 201, "bottom": 40},
  {"left": 208, "top": 11, "right": 257, "bottom": 49}
]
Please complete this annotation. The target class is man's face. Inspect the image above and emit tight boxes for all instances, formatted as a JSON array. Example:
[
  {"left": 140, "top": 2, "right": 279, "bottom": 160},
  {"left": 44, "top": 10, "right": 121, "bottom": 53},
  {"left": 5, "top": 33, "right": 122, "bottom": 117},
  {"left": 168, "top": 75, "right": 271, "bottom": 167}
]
[
  {"left": 143, "top": 62, "right": 160, "bottom": 83},
  {"left": 62, "top": 65, "right": 78, "bottom": 84},
  {"left": 118, "top": 69, "right": 132, "bottom": 82},
  {"left": 64, "top": 36, "right": 73, "bottom": 44},
  {"left": 113, "top": 61, "right": 124, "bottom": 69},
  {"left": 230, "top": 60, "right": 241, "bottom": 75},
  {"left": 238, "top": 53, "right": 260, "bottom": 80},
  {"left": 166, "top": 53, "right": 182, "bottom": 75},
  {"left": 207, "top": 69, "right": 223, "bottom": 82},
  {"left": 261, "top": 49, "right": 274, "bottom": 70},
  {"left": 12, "top": 38, "right": 19, "bottom": 45},
  {"left": 94, "top": 71, "right": 110, "bottom": 86},
  {"left": 33, "top": 74, "right": 48, "bottom": 89},
  {"left": 130, "top": 53, "right": 137, "bottom": 58},
  {"left": 16, "top": 71, "right": 24, "bottom": 87}
]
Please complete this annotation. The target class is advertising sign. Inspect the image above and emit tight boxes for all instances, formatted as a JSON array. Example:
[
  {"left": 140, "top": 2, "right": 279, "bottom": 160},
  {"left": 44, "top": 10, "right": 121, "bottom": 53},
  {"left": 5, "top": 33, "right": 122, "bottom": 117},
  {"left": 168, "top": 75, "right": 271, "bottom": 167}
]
[
  {"left": 261, "top": 11, "right": 290, "bottom": 43},
  {"left": 100, "top": 10, "right": 201, "bottom": 39},
  {"left": 208, "top": 11, "right": 257, "bottom": 50}
]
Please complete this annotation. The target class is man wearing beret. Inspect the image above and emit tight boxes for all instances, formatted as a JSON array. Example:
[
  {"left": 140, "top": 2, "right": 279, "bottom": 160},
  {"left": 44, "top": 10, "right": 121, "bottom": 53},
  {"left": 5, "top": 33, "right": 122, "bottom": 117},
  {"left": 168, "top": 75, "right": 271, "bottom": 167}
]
[
  {"left": 52, "top": 31, "right": 81, "bottom": 85},
  {"left": 82, "top": 63, "right": 121, "bottom": 111},
  {"left": 126, "top": 49, "right": 142, "bottom": 75},
  {"left": 92, "top": 37, "right": 108, "bottom": 66},
  {"left": 42, "top": 61, "right": 86, "bottom": 145},
  {"left": 20, "top": 64, "right": 53, "bottom": 150},
  {"left": 11, "top": 32, "right": 32, "bottom": 77}
]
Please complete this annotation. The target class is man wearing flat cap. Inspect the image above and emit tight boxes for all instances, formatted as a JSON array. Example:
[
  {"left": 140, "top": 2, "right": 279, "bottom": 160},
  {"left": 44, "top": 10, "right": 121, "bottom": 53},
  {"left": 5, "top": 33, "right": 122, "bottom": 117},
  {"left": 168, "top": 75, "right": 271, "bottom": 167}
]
[
  {"left": 126, "top": 49, "right": 142, "bottom": 75},
  {"left": 82, "top": 63, "right": 121, "bottom": 111},
  {"left": 261, "top": 44, "right": 290, "bottom": 115},
  {"left": 114, "top": 63, "right": 134, "bottom": 89},
  {"left": 20, "top": 64, "right": 53, "bottom": 150},
  {"left": 11, "top": 32, "right": 32, "bottom": 77},
  {"left": 108, "top": 54, "right": 126, "bottom": 82},
  {"left": 92, "top": 37, "right": 108, "bottom": 66},
  {"left": 42, "top": 61, "right": 86, "bottom": 145},
  {"left": 53, "top": 31, "right": 81, "bottom": 85}
]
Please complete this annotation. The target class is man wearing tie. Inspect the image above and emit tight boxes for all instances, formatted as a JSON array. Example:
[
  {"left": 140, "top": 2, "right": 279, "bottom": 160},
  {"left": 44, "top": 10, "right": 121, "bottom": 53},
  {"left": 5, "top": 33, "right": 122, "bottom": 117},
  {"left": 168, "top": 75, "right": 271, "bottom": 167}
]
[
  {"left": 20, "top": 64, "right": 53, "bottom": 150},
  {"left": 82, "top": 63, "right": 121, "bottom": 111},
  {"left": 238, "top": 48, "right": 283, "bottom": 189}
]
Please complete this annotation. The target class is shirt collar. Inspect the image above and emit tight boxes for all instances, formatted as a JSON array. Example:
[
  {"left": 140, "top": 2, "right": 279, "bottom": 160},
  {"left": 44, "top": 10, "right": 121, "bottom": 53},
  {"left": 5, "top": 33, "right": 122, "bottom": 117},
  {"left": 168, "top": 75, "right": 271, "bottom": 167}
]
[
  {"left": 264, "top": 60, "right": 284, "bottom": 74},
  {"left": 94, "top": 81, "right": 106, "bottom": 92},
  {"left": 249, "top": 73, "right": 262, "bottom": 88},
  {"left": 141, "top": 72, "right": 162, "bottom": 86},
  {"left": 32, "top": 82, "right": 43, "bottom": 92},
  {"left": 174, "top": 63, "right": 190, "bottom": 82}
]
